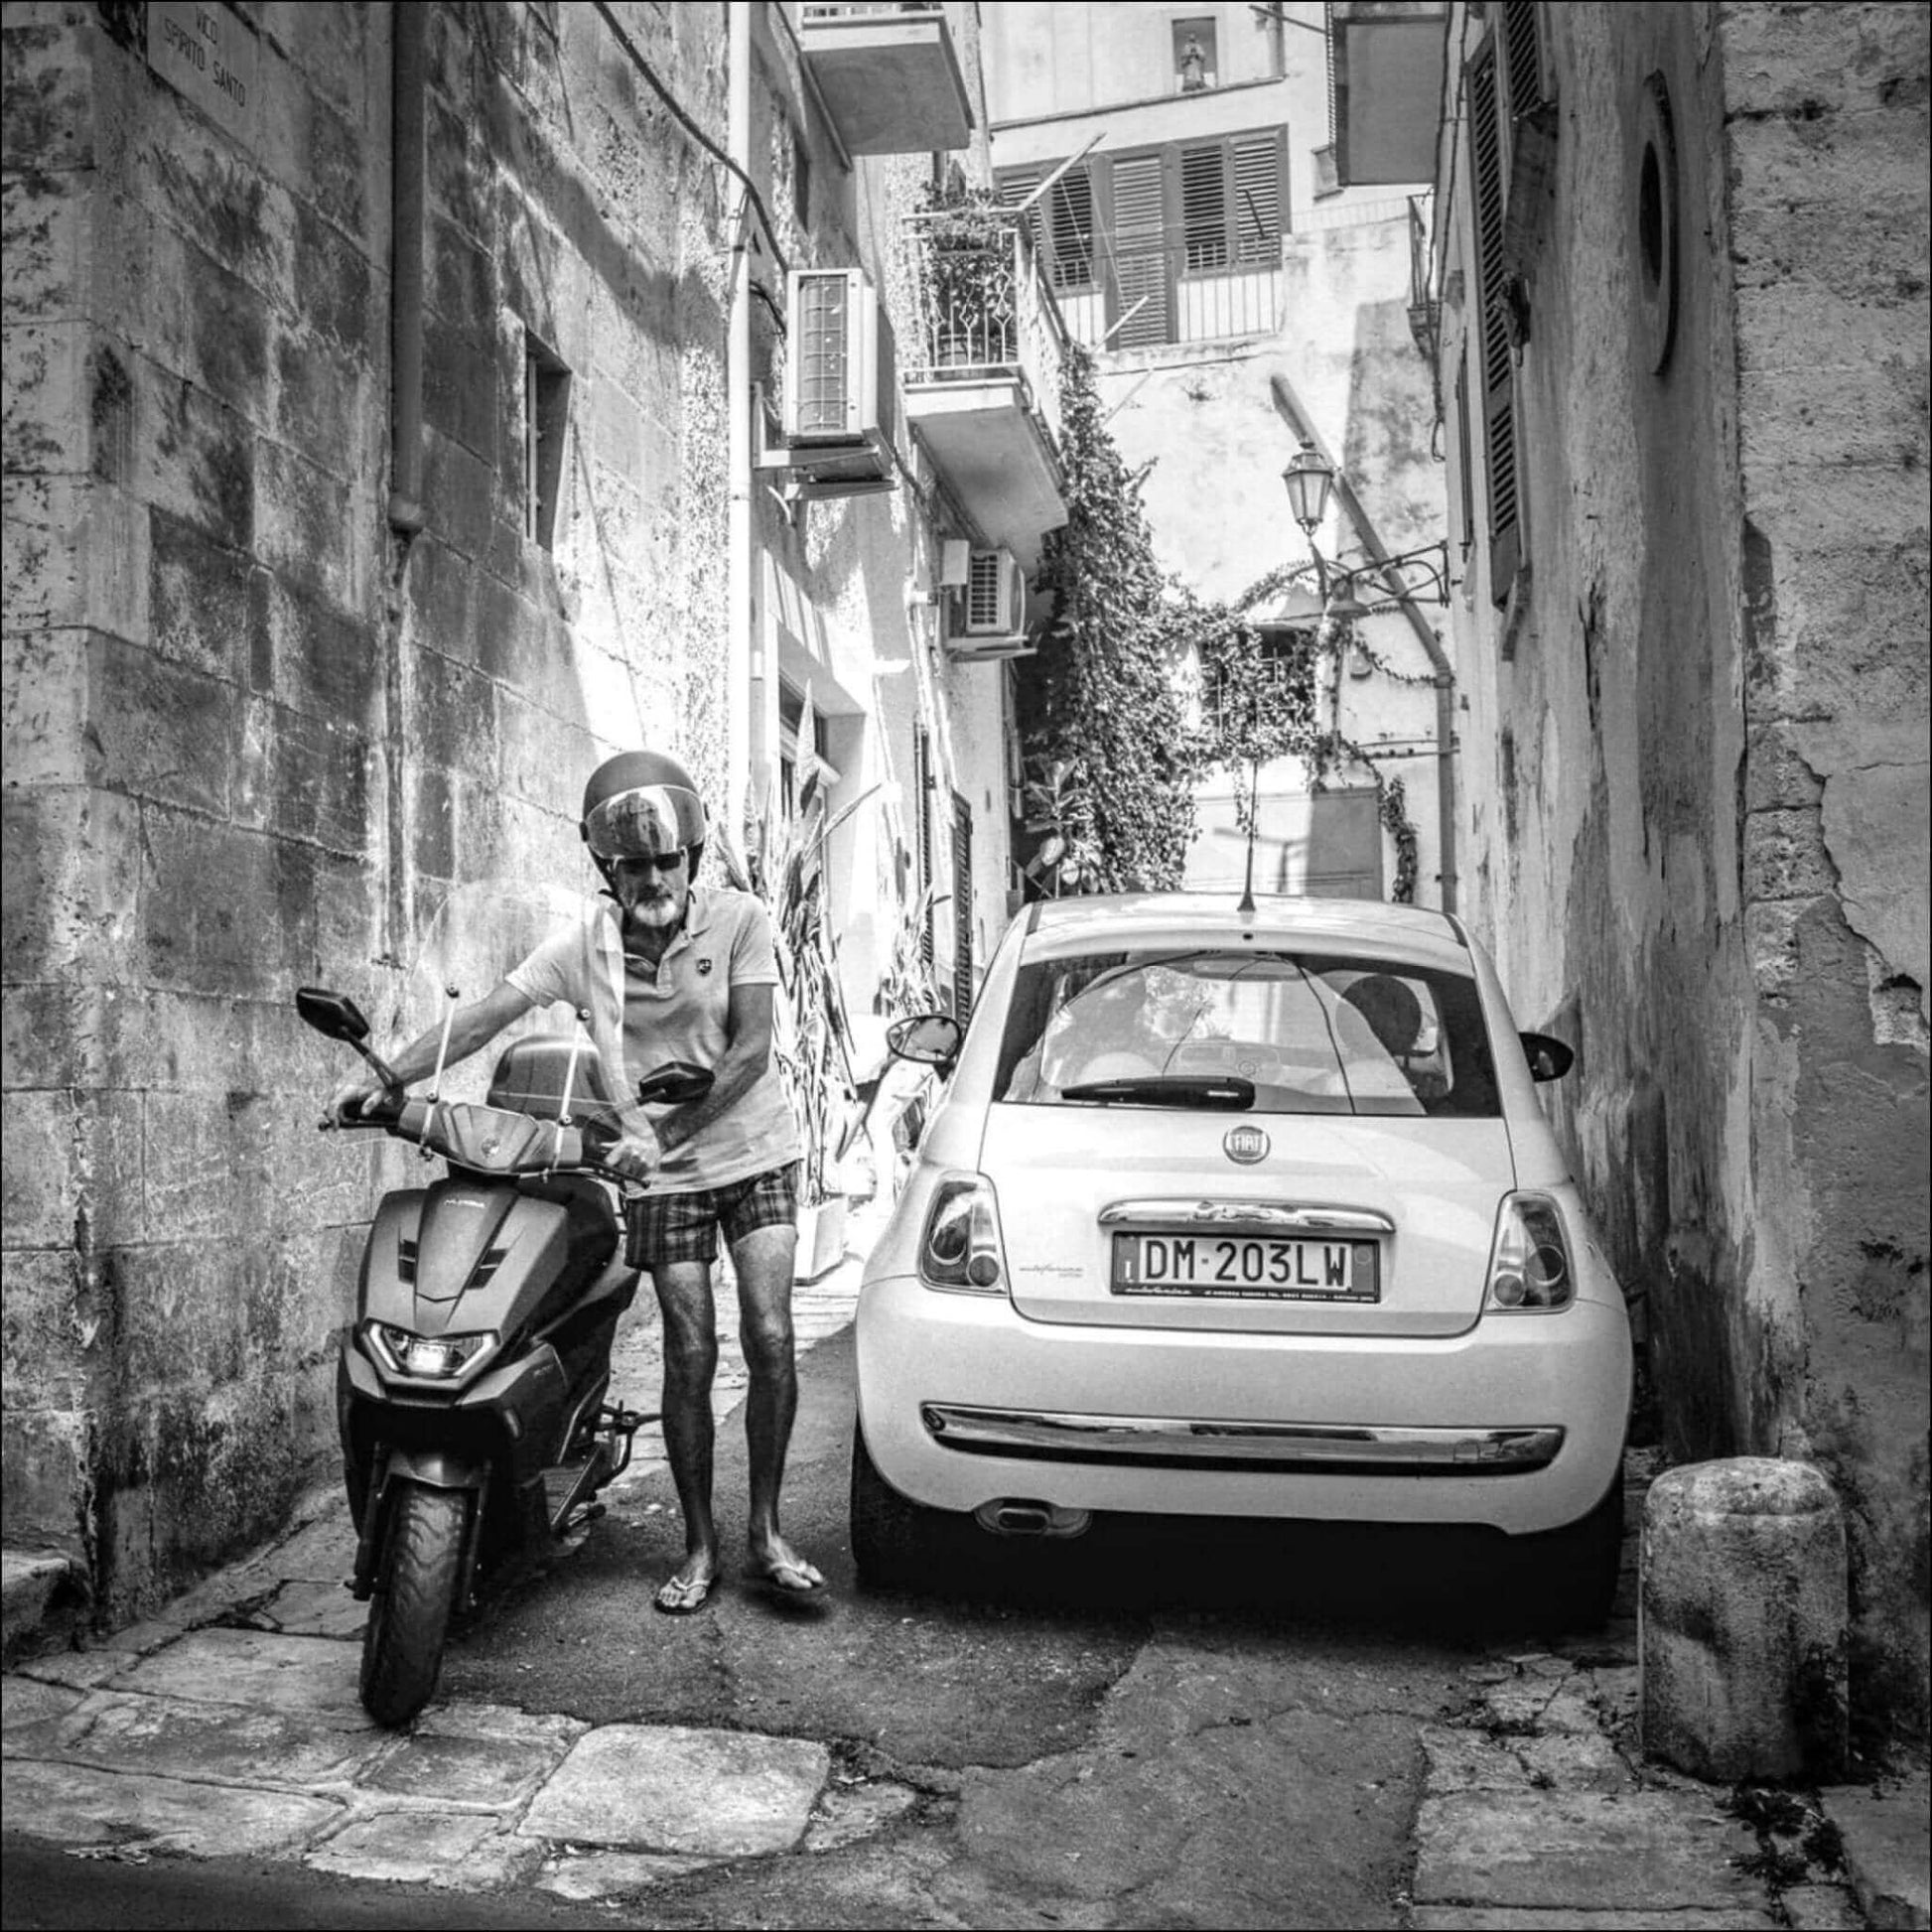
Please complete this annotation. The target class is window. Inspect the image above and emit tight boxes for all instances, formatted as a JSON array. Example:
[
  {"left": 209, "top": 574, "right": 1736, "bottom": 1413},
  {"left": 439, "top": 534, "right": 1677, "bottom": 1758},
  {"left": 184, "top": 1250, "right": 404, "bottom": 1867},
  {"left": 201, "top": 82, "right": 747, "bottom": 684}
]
[
  {"left": 997, "top": 126, "right": 1287, "bottom": 350},
  {"left": 1173, "top": 18, "right": 1218, "bottom": 92},
  {"left": 994, "top": 949, "right": 1502, "bottom": 1119},
  {"left": 523, "top": 335, "right": 570, "bottom": 549},
  {"left": 778, "top": 683, "right": 836, "bottom": 816}
]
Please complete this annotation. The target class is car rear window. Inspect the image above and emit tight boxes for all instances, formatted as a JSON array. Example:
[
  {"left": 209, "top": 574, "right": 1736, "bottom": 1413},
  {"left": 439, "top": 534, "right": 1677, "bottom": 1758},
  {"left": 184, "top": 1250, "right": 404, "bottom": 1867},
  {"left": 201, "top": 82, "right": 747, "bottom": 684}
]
[{"left": 994, "top": 948, "right": 1502, "bottom": 1118}]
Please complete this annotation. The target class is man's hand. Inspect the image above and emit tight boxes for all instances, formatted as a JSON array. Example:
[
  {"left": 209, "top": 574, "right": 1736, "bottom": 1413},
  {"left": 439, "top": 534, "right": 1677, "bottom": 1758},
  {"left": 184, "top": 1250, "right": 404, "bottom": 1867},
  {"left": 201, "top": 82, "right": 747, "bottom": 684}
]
[
  {"left": 325, "top": 1076, "right": 390, "bottom": 1125},
  {"left": 603, "top": 1126, "right": 662, "bottom": 1182}
]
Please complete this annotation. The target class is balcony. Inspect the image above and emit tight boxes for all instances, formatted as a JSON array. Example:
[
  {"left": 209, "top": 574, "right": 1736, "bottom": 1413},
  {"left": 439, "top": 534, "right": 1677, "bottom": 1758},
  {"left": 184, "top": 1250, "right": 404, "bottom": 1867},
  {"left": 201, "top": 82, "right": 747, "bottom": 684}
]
[
  {"left": 799, "top": 5, "right": 973, "bottom": 157},
  {"left": 901, "top": 208, "right": 1069, "bottom": 575},
  {"left": 1328, "top": 1, "right": 1449, "bottom": 188},
  {"left": 1050, "top": 235, "right": 1285, "bottom": 353}
]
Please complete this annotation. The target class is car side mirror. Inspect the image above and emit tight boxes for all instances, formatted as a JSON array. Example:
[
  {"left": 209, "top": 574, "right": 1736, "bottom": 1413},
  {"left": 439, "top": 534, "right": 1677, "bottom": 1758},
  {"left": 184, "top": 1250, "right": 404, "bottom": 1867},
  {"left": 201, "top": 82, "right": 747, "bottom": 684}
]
[
  {"left": 297, "top": 986, "right": 371, "bottom": 1044},
  {"left": 1520, "top": 1032, "right": 1574, "bottom": 1082},
  {"left": 887, "top": 1013, "right": 963, "bottom": 1069}
]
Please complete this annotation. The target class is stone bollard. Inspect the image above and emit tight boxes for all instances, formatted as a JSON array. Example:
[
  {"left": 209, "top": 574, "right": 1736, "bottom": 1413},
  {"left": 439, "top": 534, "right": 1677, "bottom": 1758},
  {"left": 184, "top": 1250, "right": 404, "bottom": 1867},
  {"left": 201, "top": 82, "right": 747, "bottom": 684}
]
[{"left": 1640, "top": 1456, "right": 1849, "bottom": 1782}]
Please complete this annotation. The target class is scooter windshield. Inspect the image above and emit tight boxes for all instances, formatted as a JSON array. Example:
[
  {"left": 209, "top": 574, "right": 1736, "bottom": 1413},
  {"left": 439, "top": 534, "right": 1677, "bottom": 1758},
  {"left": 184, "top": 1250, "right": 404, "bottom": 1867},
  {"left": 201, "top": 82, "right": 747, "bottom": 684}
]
[{"left": 381, "top": 881, "right": 617, "bottom": 1112}]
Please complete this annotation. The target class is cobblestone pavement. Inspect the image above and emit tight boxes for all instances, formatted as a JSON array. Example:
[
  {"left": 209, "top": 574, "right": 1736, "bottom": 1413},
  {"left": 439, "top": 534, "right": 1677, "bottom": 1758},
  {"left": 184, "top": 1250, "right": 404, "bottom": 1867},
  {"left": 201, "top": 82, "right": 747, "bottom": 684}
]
[{"left": 3, "top": 1194, "right": 1926, "bottom": 1928}]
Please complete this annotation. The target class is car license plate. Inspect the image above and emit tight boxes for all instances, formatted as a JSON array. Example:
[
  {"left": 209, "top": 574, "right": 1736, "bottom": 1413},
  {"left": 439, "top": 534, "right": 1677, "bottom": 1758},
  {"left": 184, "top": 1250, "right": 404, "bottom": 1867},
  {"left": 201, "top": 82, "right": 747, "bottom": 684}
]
[{"left": 1111, "top": 1232, "right": 1380, "bottom": 1303}]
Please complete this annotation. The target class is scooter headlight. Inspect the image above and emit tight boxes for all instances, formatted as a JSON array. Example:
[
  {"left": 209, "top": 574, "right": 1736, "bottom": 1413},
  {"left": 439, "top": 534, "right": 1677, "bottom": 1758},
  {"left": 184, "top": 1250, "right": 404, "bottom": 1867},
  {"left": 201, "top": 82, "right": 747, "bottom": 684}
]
[{"left": 361, "top": 1320, "right": 498, "bottom": 1380}]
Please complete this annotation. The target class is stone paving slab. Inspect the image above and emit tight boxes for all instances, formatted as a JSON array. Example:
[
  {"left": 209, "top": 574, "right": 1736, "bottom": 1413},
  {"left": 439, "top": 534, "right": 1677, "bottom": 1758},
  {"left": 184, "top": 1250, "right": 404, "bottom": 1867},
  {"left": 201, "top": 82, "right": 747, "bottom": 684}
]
[
  {"left": 304, "top": 1808, "right": 545, "bottom": 1889},
  {"left": 516, "top": 1722, "right": 829, "bottom": 1856},
  {"left": 1783, "top": 1881, "right": 1874, "bottom": 1930},
  {"left": 1821, "top": 1772, "right": 1932, "bottom": 1931},
  {"left": 1413, "top": 1790, "right": 1768, "bottom": 1914},
  {"left": 13, "top": 1647, "right": 145, "bottom": 1693},
  {"left": 1421, "top": 1724, "right": 1637, "bottom": 1795},
  {"left": 359, "top": 1725, "right": 578, "bottom": 1808},
  {"left": 1, "top": 1756, "right": 343, "bottom": 1858},
  {"left": 1, "top": 1673, "right": 88, "bottom": 1751},
  {"left": 536, "top": 1850, "right": 724, "bottom": 1900},
  {"left": 50, "top": 1691, "right": 387, "bottom": 1787},
  {"left": 802, "top": 1777, "right": 918, "bottom": 1853},
  {"left": 111, "top": 1627, "right": 369, "bottom": 1723},
  {"left": 1412, "top": 1910, "right": 1780, "bottom": 1930},
  {"left": 251, "top": 1578, "right": 369, "bottom": 1639}
]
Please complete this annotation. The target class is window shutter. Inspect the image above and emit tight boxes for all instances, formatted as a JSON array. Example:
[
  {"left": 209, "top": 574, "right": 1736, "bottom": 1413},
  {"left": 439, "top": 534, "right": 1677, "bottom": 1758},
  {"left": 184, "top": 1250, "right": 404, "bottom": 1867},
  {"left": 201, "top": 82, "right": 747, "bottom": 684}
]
[
  {"left": 1179, "top": 141, "right": 1229, "bottom": 270},
  {"left": 1499, "top": 0, "right": 1544, "bottom": 127},
  {"left": 950, "top": 791, "right": 974, "bottom": 1022},
  {"left": 1467, "top": 44, "right": 1520, "bottom": 598},
  {"left": 1108, "top": 152, "right": 1169, "bottom": 347},
  {"left": 1046, "top": 167, "right": 1095, "bottom": 291},
  {"left": 1231, "top": 130, "right": 1284, "bottom": 264}
]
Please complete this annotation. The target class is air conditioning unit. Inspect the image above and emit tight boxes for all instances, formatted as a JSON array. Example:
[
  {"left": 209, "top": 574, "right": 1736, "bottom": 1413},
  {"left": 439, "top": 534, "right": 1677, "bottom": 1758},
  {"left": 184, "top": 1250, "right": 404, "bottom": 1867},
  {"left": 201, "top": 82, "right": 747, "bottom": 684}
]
[
  {"left": 943, "top": 547, "right": 1033, "bottom": 659},
  {"left": 784, "top": 266, "right": 892, "bottom": 445}
]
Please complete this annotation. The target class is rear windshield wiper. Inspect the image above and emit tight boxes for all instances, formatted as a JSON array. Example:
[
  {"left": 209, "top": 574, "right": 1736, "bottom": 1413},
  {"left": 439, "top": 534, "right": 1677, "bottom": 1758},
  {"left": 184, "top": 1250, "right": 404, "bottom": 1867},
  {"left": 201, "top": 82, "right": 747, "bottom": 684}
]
[{"left": 1059, "top": 1075, "right": 1256, "bottom": 1109}]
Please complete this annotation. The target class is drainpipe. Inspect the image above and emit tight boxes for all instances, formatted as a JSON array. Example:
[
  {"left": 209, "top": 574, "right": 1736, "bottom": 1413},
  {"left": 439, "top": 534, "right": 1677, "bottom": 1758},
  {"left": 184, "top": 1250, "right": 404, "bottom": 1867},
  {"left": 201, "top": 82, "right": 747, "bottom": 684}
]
[
  {"left": 724, "top": 2, "right": 754, "bottom": 849},
  {"left": 1268, "top": 372, "right": 1458, "bottom": 915},
  {"left": 384, "top": 1, "right": 428, "bottom": 967},
  {"left": 388, "top": 2, "right": 427, "bottom": 536}
]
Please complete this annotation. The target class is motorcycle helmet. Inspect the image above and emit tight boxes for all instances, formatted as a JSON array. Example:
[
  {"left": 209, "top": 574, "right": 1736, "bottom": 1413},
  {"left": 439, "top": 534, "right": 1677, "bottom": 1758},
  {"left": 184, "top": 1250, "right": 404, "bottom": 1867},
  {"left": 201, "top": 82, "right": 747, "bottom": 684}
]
[{"left": 581, "top": 751, "right": 708, "bottom": 880}]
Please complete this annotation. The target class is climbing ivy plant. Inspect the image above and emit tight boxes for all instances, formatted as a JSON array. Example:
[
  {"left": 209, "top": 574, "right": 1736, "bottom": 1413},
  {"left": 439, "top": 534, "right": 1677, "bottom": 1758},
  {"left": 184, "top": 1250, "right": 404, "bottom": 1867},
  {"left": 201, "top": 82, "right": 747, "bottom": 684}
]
[
  {"left": 1014, "top": 347, "right": 1423, "bottom": 903},
  {"left": 1016, "top": 345, "right": 1208, "bottom": 893}
]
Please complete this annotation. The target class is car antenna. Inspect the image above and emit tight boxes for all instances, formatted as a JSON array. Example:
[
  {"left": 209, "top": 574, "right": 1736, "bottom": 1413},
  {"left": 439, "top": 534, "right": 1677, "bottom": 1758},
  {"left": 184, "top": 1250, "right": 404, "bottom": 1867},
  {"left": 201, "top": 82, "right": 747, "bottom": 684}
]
[{"left": 1236, "top": 756, "right": 1259, "bottom": 929}]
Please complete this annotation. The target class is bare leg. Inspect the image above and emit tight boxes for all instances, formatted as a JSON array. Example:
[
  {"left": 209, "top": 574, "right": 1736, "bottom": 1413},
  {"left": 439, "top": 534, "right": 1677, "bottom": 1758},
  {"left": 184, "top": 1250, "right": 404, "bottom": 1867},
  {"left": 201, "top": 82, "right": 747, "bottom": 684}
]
[
  {"left": 650, "top": 1258, "right": 722, "bottom": 1607},
  {"left": 731, "top": 1223, "right": 823, "bottom": 1589}
]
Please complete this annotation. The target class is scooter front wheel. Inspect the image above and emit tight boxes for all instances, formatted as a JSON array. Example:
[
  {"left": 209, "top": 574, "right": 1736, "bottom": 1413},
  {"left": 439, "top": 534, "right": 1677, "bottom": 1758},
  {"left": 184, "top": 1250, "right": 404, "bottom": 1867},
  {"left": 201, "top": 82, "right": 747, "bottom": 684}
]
[{"left": 360, "top": 1481, "right": 468, "bottom": 1727}]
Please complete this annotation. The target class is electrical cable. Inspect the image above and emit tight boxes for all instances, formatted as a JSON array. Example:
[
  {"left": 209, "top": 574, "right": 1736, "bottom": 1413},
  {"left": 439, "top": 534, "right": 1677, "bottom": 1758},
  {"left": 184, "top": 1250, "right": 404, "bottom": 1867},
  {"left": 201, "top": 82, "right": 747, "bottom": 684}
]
[{"left": 588, "top": 0, "right": 789, "bottom": 277}]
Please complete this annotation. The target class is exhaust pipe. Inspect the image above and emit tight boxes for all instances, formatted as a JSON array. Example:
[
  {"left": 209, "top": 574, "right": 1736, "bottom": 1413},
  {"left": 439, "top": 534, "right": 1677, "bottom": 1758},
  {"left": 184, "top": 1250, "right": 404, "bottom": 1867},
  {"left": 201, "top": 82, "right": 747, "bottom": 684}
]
[{"left": 974, "top": 1499, "right": 1092, "bottom": 1539}]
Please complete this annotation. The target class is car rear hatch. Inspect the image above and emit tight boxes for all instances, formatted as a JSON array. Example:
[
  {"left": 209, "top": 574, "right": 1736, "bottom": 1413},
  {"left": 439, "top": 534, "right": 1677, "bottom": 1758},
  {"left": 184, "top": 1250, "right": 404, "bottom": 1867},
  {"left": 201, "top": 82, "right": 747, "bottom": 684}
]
[{"left": 987, "top": 1103, "right": 1514, "bottom": 1338}]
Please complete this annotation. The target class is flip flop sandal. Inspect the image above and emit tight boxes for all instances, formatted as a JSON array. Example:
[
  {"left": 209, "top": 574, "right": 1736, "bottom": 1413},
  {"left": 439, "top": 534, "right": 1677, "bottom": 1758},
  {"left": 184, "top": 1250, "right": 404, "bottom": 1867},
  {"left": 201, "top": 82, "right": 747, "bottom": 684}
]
[
  {"left": 653, "top": 1571, "right": 717, "bottom": 1615},
  {"left": 750, "top": 1557, "right": 825, "bottom": 1594}
]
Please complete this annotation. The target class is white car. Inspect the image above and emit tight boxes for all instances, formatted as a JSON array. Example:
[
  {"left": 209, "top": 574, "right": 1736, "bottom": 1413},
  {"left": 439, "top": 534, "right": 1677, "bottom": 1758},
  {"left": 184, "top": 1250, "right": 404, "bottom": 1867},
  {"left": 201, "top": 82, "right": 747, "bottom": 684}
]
[{"left": 851, "top": 894, "right": 1632, "bottom": 1626}]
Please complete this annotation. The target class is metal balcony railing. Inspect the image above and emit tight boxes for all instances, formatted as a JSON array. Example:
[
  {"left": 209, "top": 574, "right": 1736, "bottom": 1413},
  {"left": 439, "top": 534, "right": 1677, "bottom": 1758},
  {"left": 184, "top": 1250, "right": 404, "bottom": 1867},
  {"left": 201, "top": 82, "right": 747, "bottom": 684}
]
[
  {"left": 902, "top": 209, "right": 1067, "bottom": 448},
  {"left": 1048, "top": 235, "right": 1286, "bottom": 352},
  {"left": 802, "top": 2, "right": 943, "bottom": 15}
]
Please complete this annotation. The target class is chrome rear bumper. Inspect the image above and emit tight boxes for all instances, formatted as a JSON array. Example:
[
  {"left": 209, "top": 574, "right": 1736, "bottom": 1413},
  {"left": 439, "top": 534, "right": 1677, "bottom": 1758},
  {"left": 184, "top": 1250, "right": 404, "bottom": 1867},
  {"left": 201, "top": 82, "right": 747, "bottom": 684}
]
[{"left": 920, "top": 1404, "right": 1564, "bottom": 1475}]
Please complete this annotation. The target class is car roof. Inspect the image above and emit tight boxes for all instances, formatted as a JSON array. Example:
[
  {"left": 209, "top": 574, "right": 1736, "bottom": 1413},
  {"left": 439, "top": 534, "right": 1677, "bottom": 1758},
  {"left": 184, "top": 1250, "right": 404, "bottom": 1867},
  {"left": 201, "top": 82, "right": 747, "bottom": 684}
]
[{"left": 1018, "top": 893, "right": 1474, "bottom": 973}]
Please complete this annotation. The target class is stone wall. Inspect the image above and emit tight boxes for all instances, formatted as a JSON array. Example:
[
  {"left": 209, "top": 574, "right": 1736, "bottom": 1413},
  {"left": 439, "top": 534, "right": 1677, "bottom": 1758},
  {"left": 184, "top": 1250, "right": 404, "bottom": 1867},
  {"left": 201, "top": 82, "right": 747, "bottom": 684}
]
[
  {"left": 1440, "top": 0, "right": 1928, "bottom": 1736},
  {"left": 1, "top": 0, "right": 736, "bottom": 1627}
]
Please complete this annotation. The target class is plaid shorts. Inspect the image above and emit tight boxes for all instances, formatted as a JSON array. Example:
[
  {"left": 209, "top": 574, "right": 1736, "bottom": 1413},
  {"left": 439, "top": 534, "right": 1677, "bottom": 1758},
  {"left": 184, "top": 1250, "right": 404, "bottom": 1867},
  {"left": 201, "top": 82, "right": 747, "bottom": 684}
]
[{"left": 624, "top": 1163, "right": 800, "bottom": 1268}]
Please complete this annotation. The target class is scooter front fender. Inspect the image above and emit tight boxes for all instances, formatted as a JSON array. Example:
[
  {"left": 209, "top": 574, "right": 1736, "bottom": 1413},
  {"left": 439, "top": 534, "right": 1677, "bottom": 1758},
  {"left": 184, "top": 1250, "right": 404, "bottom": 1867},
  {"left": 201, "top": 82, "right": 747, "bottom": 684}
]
[{"left": 354, "top": 1446, "right": 487, "bottom": 1602}]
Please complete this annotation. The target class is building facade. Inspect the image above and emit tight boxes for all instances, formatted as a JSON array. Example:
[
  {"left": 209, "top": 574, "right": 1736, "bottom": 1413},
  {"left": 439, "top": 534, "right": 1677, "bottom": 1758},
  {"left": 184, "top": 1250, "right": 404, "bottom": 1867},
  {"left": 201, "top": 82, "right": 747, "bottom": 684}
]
[
  {"left": 1421, "top": 0, "right": 1929, "bottom": 1733},
  {"left": 3, "top": 1, "right": 1065, "bottom": 1631},
  {"left": 985, "top": 0, "right": 1456, "bottom": 909}
]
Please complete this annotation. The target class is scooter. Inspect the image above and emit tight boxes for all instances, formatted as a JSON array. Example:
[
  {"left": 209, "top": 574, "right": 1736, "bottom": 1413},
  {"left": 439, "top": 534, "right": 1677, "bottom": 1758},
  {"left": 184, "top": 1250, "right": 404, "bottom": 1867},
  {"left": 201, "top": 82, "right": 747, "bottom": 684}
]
[{"left": 297, "top": 984, "right": 712, "bottom": 1727}]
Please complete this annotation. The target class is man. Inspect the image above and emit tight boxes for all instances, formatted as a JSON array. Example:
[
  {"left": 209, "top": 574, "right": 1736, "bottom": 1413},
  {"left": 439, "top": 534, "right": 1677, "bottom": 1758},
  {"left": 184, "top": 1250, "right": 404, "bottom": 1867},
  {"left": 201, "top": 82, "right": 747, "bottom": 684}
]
[{"left": 329, "top": 751, "right": 821, "bottom": 1614}]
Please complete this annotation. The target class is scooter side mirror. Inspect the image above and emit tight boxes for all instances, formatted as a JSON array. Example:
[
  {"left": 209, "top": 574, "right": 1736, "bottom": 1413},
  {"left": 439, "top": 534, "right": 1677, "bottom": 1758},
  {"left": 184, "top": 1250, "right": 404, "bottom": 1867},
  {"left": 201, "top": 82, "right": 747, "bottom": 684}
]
[
  {"left": 298, "top": 986, "right": 372, "bottom": 1044},
  {"left": 636, "top": 1060, "right": 716, "bottom": 1107}
]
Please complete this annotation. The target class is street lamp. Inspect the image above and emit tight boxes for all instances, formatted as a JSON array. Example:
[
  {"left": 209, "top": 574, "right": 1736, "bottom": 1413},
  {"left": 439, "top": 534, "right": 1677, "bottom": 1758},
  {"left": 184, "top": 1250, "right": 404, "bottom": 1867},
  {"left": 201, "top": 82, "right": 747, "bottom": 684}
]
[{"left": 1281, "top": 441, "right": 1335, "bottom": 540}]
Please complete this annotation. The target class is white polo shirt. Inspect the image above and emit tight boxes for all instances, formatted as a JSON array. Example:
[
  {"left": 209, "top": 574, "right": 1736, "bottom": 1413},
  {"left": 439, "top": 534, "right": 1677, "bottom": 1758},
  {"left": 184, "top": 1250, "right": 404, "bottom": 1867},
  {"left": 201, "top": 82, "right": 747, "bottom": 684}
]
[{"left": 505, "top": 888, "right": 801, "bottom": 1193}]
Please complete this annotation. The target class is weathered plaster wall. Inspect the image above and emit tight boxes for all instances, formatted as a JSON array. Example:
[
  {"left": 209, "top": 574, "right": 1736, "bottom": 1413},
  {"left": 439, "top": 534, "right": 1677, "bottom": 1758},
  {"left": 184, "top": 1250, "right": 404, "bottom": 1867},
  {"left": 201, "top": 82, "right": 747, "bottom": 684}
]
[
  {"left": 1719, "top": 0, "right": 1930, "bottom": 1730},
  {"left": 1443, "top": 0, "right": 1928, "bottom": 1733},
  {"left": 1096, "top": 212, "right": 1451, "bottom": 906}
]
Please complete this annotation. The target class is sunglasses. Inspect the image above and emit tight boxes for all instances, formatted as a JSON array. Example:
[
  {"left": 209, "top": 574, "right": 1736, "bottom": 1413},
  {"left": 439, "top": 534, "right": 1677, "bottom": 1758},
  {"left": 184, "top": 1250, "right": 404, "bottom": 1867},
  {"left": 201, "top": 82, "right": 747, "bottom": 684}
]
[{"left": 617, "top": 851, "right": 685, "bottom": 874}]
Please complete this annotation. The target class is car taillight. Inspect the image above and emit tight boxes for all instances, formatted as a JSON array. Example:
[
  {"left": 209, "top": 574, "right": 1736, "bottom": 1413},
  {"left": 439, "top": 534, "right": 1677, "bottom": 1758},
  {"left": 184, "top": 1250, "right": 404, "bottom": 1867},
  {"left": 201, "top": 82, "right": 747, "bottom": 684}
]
[
  {"left": 1484, "top": 1193, "right": 1576, "bottom": 1312},
  {"left": 918, "top": 1176, "right": 1009, "bottom": 1295}
]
